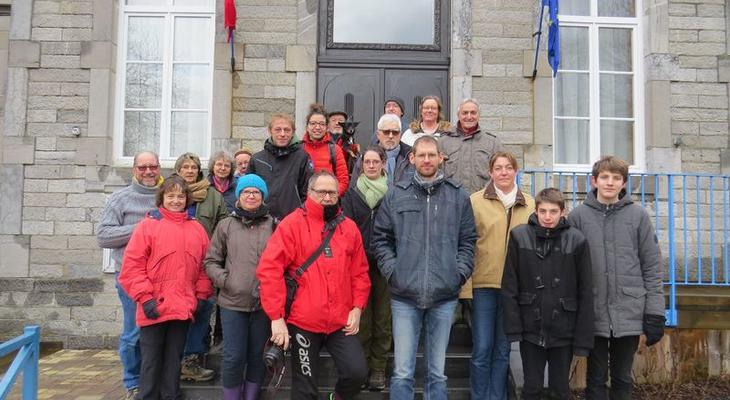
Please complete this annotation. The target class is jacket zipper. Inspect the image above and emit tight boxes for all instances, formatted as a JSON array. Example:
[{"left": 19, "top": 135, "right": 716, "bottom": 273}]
[{"left": 423, "top": 192, "right": 431, "bottom": 307}]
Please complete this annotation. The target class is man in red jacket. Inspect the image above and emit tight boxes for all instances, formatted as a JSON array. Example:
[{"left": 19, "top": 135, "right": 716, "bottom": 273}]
[{"left": 257, "top": 171, "right": 371, "bottom": 400}]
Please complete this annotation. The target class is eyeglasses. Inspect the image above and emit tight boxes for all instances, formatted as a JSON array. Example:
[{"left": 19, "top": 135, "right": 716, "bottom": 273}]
[
  {"left": 241, "top": 190, "right": 262, "bottom": 198},
  {"left": 379, "top": 129, "right": 400, "bottom": 137},
  {"left": 135, "top": 165, "right": 160, "bottom": 172},
  {"left": 307, "top": 121, "right": 327, "bottom": 127},
  {"left": 310, "top": 189, "right": 338, "bottom": 198}
]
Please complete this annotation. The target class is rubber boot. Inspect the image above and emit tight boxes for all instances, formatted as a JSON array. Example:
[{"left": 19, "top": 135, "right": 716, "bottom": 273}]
[
  {"left": 222, "top": 386, "right": 242, "bottom": 400},
  {"left": 242, "top": 381, "right": 261, "bottom": 400}
]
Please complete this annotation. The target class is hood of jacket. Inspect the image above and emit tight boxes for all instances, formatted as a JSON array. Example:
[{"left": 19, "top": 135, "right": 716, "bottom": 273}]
[{"left": 264, "top": 138, "right": 301, "bottom": 157}]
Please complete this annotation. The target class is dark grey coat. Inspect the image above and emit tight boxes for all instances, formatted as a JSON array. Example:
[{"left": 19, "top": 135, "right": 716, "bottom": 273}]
[{"left": 567, "top": 189, "right": 664, "bottom": 338}]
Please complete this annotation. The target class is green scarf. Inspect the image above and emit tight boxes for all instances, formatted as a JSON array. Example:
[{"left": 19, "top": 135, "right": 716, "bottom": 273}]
[{"left": 356, "top": 174, "right": 388, "bottom": 209}]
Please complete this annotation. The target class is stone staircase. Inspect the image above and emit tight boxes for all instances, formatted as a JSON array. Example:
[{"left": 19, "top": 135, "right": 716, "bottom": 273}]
[{"left": 181, "top": 324, "right": 474, "bottom": 399}]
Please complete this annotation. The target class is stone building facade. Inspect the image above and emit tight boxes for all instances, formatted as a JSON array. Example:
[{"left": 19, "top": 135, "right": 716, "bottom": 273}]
[{"left": 0, "top": 0, "right": 728, "bottom": 347}]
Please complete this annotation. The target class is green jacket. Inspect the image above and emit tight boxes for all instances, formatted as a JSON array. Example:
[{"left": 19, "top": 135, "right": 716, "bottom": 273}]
[{"left": 195, "top": 188, "right": 229, "bottom": 238}]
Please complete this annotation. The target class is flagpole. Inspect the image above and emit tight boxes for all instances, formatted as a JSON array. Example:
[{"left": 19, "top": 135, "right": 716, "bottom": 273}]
[
  {"left": 532, "top": 3, "right": 546, "bottom": 80},
  {"left": 230, "top": 33, "right": 236, "bottom": 73}
]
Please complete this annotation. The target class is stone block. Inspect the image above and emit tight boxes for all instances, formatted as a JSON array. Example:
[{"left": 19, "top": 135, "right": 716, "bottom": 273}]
[
  {"left": 60, "top": 1, "right": 93, "bottom": 14},
  {"left": 0, "top": 166, "right": 23, "bottom": 235},
  {"left": 34, "top": 1, "right": 61, "bottom": 14},
  {"left": 9, "top": 0, "right": 32, "bottom": 40},
  {"left": 41, "top": 54, "right": 80, "bottom": 69},
  {"left": 669, "top": 30, "right": 698, "bottom": 43},
  {"left": 4, "top": 68, "right": 28, "bottom": 136},
  {"left": 236, "top": 98, "right": 294, "bottom": 113},
  {"left": 668, "top": 3, "right": 696, "bottom": 16},
  {"left": 23, "top": 207, "right": 47, "bottom": 221},
  {"left": 2, "top": 137, "right": 35, "bottom": 164},
  {"left": 244, "top": 44, "right": 286, "bottom": 58},
  {"left": 23, "top": 192, "right": 67, "bottom": 207},
  {"left": 80, "top": 41, "right": 112, "bottom": 68},
  {"left": 29, "top": 68, "right": 89, "bottom": 82},
  {"left": 67, "top": 236, "right": 98, "bottom": 249},
  {"left": 35, "top": 151, "right": 78, "bottom": 165},
  {"left": 264, "top": 85, "right": 295, "bottom": 99},
  {"left": 55, "top": 221, "right": 93, "bottom": 235},
  {"left": 67, "top": 278, "right": 104, "bottom": 292},
  {"left": 28, "top": 82, "right": 61, "bottom": 96},
  {"left": 47, "top": 179, "right": 86, "bottom": 193},
  {"left": 62, "top": 28, "right": 92, "bottom": 41},
  {"left": 67, "top": 192, "right": 107, "bottom": 207},
  {"left": 28, "top": 96, "right": 88, "bottom": 110},
  {"left": 27, "top": 110, "right": 57, "bottom": 123},
  {"left": 45, "top": 207, "right": 86, "bottom": 221},
  {"left": 718, "top": 55, "right": 730, "bottom": 83},
  {"left": 699, "top": 122, "right": 729, "bottom": 135},
  {"left": 698, "top": 95, "right": 728, "bottom": 109},
  {"left": 240, "top": 31, "right": 297, "bottom": 45},
  {"left": 35, "top": 137, "right": 57, "bottom": 151},
  {"left": 29, "top": 264, "right": 64, "bottom": 278},
  {"left": 32, "top": 249, "right": 97, "bottom": 264},
  {"left": 669, "top": 17, "right": 726, "bottom": 30},
  {"left": 679, "top": 55, "right": 717, "bottom": 68},
  {"left": 61, "top": 82, "right": 90, "bottom": 96},
  {"left": 696, "top": 69, "right": 718, "bottom": 82},
  {"left": 56, "top": 293, "right": 93, "bottom": 306},
  {"left": 24, "top": 292, "right": 53, "bottom": 306},
  {"left": 0, "top": 236, "right": 30, "bottom": 277},
  {"left": 24, "top": 179, "right": 48, "bottom": 192},
  {"left": 41, "top": 42, "right": 81, "bottom": 55},
  {"left": 285, "top": 45, "right": 315, "bottom": 72},
  {"left": 31, "top": 28, "right": 63, "bottom": 41},
  {"left": 57, "top": 109, "right": 88, "bottom": 123},
  {"left": 0, "top": 278, "right": 34, "bottom": 292},
  {"left": 74, "top": 137, "right": 108, "bottom": 165},
  {"left": 92, "top": 0, "right": 113, "bottom": 41},
  {"left": 34, "top": 14, "right": 92, "bottom": 29},
  {"left": 698, "top": 30, "right": 725, "bottom": 43},
  {"left": 244, "top": 58, "right": 267, "bottom": 71},
  {"left": 22, "top": 221, "right": 54, "bottom": 235},
  {"left": 30, "top": 235, "right": 68, "bottom": 249},
  {"left": 697, "top": 4, "right": 725, "bottom": 17},
  {"left": 267, "top": 59, "right": 285, "bottom": 72},
  {"left": 71, "top": 306, "right": 116, "bottom": 322},
  {"left": 671, "top": 82, "right": 726, "bottom": 96},
  {"left": 88, "top": 69, "right": 111, "bottom": 137},
  {"left": 8, "top": 40, "right": 40, "bottom": 67}
]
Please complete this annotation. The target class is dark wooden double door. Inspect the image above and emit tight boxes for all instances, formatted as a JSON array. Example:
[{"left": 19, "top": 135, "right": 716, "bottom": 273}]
[{"left": 318, "top": 67, "right": 449, "bottom": 148}]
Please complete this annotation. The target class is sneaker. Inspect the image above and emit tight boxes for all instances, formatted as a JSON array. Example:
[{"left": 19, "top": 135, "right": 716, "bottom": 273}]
[
  {"left": 368, "top": 370, "right": 387, "bottom": 391},
  {"left": 125, "top": 387, "right": 139, "bottom": 400},
  {"left": 180, "top": 353, "right": 215, "bottom": 382}
]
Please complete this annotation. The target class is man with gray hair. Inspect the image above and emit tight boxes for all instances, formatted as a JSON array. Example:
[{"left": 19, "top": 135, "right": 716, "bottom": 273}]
[
  {"left": 97, "top": 151, "right": 162, "bottom": 400},
  {"left": 440, "top": 99, "right": 503, "bottom": 194},
  {"left": 352, "top": 113, "right": 414, "bottom": 187}
]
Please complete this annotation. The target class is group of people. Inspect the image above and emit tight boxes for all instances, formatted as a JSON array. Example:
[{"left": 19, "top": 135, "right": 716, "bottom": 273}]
[{"left": 98, "top": 96, "right": 666, "bottom": 400}]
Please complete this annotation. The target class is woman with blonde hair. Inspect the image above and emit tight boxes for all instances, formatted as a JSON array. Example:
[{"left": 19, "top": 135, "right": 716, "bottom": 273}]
[{"left": 401, "top": 95, "right": 451, "bottom": 146}]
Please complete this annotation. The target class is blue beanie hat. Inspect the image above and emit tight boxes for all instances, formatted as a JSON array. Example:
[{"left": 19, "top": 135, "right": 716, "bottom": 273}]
[{"left": 235, "top": 174, "right": 268, "bottom": 201}]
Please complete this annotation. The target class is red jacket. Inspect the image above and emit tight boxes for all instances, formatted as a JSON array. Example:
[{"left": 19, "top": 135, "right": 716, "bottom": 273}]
[
  {"left": 119, "top": 207, "right": 213, "bottom": 327},
  {"left": 303, "top": 132, "right": 349, "bottom": 196},
  {"left": 256, "top": 197, "right": 370, "bottom": 334}
]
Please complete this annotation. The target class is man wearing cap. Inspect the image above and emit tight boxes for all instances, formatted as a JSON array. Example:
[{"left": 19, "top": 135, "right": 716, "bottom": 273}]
[
  {"left": 371, "top": 97, "right": 406, "bottom": 145},
  {"left": 328, "top": 110, "right": 358, "bottom": 174}
]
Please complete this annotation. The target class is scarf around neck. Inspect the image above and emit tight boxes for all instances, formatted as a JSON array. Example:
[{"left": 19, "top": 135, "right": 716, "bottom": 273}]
[
  {"left": 212, "top": 175, "right": 230, "bottom": 194},
  {"left": 356, "top": 174, "right": 388, "bottom": 209},
  {"left": 413, "top": 169, "right": 445, "bottom": 192},
  {"left": 495, "top": 184, "right": 518, "bottom": 211},
  {"left": 187, "top": 179, "right": 210, "bottom": 203}
]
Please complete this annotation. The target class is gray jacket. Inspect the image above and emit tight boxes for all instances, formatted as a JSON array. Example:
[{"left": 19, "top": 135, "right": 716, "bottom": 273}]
[
  {"left": 440, "top": 124, "right": 503, "bottom": 194},
  {"left": 372, "top": 174, "right": 477, "bottom": 309},
  {"left": 567, "top": 190, "right": 664, "bottom": 338}
]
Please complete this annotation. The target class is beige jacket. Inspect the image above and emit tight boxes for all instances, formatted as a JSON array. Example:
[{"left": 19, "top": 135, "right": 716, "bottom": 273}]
[{"left": 460, "top": 182, "right": 534, "bottom": 298}]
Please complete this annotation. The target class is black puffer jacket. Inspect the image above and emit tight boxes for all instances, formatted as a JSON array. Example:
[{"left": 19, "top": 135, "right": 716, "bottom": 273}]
[
  {"left": 248, "top": 139, "right": 313, "bottom": 220},
  {"left": 341, "top": 185, "right": 382, "bottom": 267},
  {"left": 502, "top": 214, "right": 594, "bottom": 355}
]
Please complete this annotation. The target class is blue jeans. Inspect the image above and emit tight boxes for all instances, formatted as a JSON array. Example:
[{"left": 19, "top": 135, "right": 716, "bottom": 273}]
[
  {"left": 220, "top": 307, "right": 270, "bottom": 388},
  {"left": 116, "top": 275, "right": 141, "bottom": 391},
  {"left": 390, "top": 297, "right": 457, "bottom": 400},
  {"left": 470, "top": 288, "right": 510, "bottom": 400},
  {"left": 184, "top": 298, "right": 214, "bottom": 356}
]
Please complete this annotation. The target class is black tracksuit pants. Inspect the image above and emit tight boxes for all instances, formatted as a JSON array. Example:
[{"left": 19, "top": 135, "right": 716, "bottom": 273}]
[
  {"left": 288, "top": 324, "right": 367, "bottom": 400},
  {"left": 585, "top": 335, "right": 640, "bottom": 400},
  {"left": 139, "top": 319, "right": 190, "bottom": 400},
  {"left": 520, "top": 341, "right": 573, "bottom": 400}
]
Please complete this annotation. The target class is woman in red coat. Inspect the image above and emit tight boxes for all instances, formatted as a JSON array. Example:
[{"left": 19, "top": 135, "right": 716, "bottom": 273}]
[
  {"left": 119, "top": 176, "right": 213, "bottom": 400},
  {"left": 302, "top": 104, "right": 349, "bottom": 196}
]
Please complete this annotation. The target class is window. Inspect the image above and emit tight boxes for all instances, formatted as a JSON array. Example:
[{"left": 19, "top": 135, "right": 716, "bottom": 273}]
[
  {"left": 332, "top": 0, "right": 436, "bottom": 46},
  {"left": 553, "top": 0, "right": 643, "bottom": 170},
  {"left": 115, "top": 0, "right": 215, "bottom": 164}
]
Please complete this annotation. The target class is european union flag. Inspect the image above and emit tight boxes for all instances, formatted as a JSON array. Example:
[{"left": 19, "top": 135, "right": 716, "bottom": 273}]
[{"left": 543, "top": 0, "right": 560, "bottom": 76}]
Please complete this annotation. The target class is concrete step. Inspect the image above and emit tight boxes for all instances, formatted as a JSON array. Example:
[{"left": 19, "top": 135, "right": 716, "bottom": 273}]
[
  {"left": 668, "top": 285, "right": 730, "bottom": 329},
  {"left": 182, "top": 383, "right": 470, "bottom": 400}
]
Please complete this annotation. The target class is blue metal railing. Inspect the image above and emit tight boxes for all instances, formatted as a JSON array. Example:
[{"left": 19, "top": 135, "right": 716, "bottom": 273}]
[
  {"left": 0, "top": 326, "right": 40, "bottom": 400},
  {"left": 517, "top": 170, "right": 730, "bottom": 327}
]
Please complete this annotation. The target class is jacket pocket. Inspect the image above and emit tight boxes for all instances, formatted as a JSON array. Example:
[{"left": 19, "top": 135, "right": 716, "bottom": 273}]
[
  {"left": 149, "top": 249, "right": 176, "bottom": 283},
  {"left": 518, "top": 292, "right": 539, "bottom": 333},
  {"left": 620, "top": 286, "right": 647, "bottom": 321},
  {"left": 553, "top": 297, "right": 578, "bottom": 338}
]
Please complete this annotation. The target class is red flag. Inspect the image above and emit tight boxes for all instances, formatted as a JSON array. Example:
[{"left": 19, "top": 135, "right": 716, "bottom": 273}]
[{"left": 225, "top": 0, "right": 236, "bottom": 42}]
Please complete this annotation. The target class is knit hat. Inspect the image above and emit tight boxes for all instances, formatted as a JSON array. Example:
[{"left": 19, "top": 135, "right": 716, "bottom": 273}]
[
  {"left": 384, "top": 97, "right": 405, "bottom": 114},
  {"left": 235, "top": 174, "right": 268, "bottom": 200}
]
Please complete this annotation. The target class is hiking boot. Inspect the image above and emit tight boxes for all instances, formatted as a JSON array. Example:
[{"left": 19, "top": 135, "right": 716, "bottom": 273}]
[
  {"left": 368, "top": 370, "right": 387, "bottom": 391},
  {"left": 125, "top": 387, "right": 139, "bottom": 400},
  {"left": 181, "top": 354, "right": 215, "bottom": 382}
]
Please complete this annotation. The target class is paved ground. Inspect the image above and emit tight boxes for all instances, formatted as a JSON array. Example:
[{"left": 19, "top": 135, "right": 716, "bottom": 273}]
[{"left": 6, "top": 350, "right": 125, "bottom": 400}]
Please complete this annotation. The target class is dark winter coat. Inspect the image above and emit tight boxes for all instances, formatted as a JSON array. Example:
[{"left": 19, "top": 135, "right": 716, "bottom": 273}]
[
  {"left": 341, "top": 185, "right": 382, "bottom": 267},
  {"left": 350, "top": 143, "right": 414, "bottom": 188},
  {"left": 208, "top": 174, "right": 238, "bottom": 214},
  {"left": 502, "top": 214, "right": 594, "bottom": 355},
  {"left": 567, "top": 189, "right": 664, "bottom": 338},
  {"left": 248, "top": 139, "right": 313, "bottom": 220}
]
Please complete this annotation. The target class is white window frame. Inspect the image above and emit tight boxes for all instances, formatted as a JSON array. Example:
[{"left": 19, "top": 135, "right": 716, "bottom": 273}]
[
  {"left": 114, "top": 0, "right": 215, "bottom": 168},
  {"left": 552, "top": 0, "right": 645, "bottom": 173}
]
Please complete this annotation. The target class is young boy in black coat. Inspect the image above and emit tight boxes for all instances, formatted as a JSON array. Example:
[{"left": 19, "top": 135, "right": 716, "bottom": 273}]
[{"left": 502, "top": 188, "right": 594, "bottom": 399}]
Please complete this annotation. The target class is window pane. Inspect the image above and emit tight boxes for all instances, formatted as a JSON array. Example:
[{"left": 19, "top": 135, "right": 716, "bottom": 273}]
[
  {"left": 124, "top": 111, "right": 160, "bottom": 157},
  {"left": 598, "top": 0, "right": 635, "bottom": 17},
  {"left": 561, "top": 27, "right": 589, "bottom": 70},
  {"left": 171, "top": 112, "right": 208, "bottom": 156},
  {"left": 600, "top": 74, "right": 633, "bottom": 118},
  {"left": 174, "top": 0, "right": 213, "bottom": 6},
  {"left": 174, "top": 17, "right": 210, "bottom": 61},
  {"left": 127, "top": 17, "right": 164, "bottom": 61},
  {"left": 554, "top": 72, "right": 590, "bottom": 117},
  {"left": 555, "top": 119, "right": 590, "bottom": 164},
  {"left": 599, "top": 28, "right": 632, "bottom": 72},
  {"left": 601, "top": 120, "right": 634, "bottom": 163},
  {"left": 333, "top": 0, "right": 435, "bottom": 45},
  {"left": 560, "top": 0, "right": 590, "bottom": 16},
  {"left": 172, "top": 64, "right": 209, "bottom": 109},
  {"left": 126, "top": 0, "right": 159, "bottom": 5},
  {"left": 125, "top": 63, "right": 162, "bottom": 108}
]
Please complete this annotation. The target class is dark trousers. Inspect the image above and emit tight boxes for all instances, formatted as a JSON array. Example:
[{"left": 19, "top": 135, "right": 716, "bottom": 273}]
[
  {"left": 585, "top": 335, "right": 639, "bottom": 400},
  {"left": 220, "top": 307, "right": 270, "bottom": 388},
  {"left": 288, "top": 324, "right": 367, "bottom": 400},
  {"left": 358, "top": 268, "right": 392, "bottom": 373},
  {"left": 139, "top": 320, "right": 190, "bottom": 400},
  {"left": 520, "top": 342, "right": 573, "bottom": 400}
]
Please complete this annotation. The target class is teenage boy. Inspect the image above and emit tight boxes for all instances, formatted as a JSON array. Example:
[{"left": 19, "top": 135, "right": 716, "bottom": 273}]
[
  {"left": 502, "top": 188, "right": 594, "bottom": 400},
  {"left": 567, "top": 156, "right": 665, "bottom": 400}
]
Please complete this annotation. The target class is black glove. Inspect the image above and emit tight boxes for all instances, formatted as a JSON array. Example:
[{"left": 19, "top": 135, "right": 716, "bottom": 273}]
[
  {"left": 196, "top": 299, "right": 207, "bottom": 314},
  {"left": 643, "top": 314, "right": 666, "bottom": 346},
  {"left": 142, "top": 299, "right": 160, "bottom": 320}
]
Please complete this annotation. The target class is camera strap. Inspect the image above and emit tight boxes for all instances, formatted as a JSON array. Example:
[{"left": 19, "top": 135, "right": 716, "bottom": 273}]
[{"left": 292, "top": 214, "right": 344, "bottom": 278}]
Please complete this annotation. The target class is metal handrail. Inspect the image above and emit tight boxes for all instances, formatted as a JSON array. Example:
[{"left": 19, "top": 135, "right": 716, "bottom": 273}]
[
  {"left": 0, "top": 326, "right": 40, "bottom": 400},
  {"left": 518, "top": 170, "right": 730, "bottom": 327}
]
